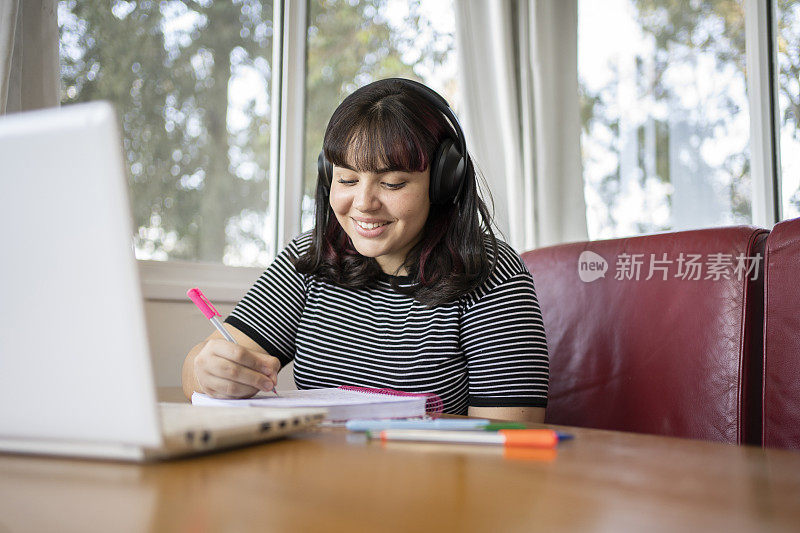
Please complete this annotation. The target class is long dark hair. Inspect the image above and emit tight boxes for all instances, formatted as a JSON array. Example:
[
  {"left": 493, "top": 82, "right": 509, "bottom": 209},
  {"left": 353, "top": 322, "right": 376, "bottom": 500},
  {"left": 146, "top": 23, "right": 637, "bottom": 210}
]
[{"left": 294, "top": 78, "right": 497, "bottom": 307}]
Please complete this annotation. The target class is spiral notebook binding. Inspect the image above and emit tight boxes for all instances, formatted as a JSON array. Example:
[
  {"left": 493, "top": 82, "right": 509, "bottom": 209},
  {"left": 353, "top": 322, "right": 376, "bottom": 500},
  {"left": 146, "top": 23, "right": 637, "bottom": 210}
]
[{"left": 338, "top": 386, "right": 444, "bottom": 416}]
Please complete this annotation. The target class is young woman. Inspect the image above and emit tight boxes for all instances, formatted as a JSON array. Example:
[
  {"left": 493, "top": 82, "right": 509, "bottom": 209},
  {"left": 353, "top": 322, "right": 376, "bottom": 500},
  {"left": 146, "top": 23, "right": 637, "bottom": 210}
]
[{"left": 182, "top": 78, "right": 549, "bottom": 422}]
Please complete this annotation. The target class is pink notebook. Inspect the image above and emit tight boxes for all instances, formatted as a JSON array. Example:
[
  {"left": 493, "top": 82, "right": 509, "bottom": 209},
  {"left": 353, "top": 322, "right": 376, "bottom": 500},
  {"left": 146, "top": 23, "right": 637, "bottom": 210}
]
[{"left": 191, "top": 386, "right": 443, "bottom": 421}]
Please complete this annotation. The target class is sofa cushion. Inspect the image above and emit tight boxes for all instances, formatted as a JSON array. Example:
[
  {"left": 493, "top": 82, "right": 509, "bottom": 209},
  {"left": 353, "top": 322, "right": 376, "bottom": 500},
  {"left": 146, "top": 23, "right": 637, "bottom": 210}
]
[
  {"left": 522, "top": 226, "right": 767, "bottom": 443},
  {"left": 762, "top": 217, "right": 800, "bottom": 449}
]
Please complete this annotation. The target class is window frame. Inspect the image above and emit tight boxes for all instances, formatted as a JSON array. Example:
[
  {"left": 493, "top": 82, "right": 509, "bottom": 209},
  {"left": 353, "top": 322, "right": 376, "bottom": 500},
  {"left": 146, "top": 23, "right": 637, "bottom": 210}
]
[{"left": 744, "top": 0, "right": 782, "bottom": 227}]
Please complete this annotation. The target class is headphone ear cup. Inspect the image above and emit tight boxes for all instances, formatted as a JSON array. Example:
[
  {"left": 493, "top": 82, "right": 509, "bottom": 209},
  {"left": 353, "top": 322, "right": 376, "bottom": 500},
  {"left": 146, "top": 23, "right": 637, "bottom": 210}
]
[
  {"left": 429, "top": 138, "right": 466, "bottom": 205},
  {"left": 317, "top": 151, "right": 333, "bottom": 197}
]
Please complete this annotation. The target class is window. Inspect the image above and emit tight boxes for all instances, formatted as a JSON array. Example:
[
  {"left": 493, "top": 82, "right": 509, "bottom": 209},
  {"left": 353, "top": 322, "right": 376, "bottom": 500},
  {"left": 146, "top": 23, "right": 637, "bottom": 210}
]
[
  {"left": 776, "top": 0, "right": 800, "bottom": 220},
  {"left": 58, "top": 0, "right": 460, "bottom": 272},
  {"left": 578, "top": 0, "right": 752, "bottom": 239},
  {"left": 59, "top": 0, "right": 275, "bottom": 267},
  {"left": 301, "top": 0, "right": 459, "bottom": 231}
]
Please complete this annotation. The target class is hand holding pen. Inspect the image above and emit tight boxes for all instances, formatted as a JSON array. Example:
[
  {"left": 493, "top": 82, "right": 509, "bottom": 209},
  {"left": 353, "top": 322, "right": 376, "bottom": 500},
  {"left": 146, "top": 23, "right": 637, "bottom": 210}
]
[{"left": 188, "top": 288, "right": 280, "bottom": 398}]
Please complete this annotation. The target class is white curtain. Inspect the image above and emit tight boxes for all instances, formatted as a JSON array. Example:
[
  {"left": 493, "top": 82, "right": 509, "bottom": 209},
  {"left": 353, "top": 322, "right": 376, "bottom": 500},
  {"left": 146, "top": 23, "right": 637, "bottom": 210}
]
[
  {"left": 454, "top": 0, "right": 588, "bottom": 250},
  {"left": 0, "top": 0, "right": 59, "bottom": 115}
]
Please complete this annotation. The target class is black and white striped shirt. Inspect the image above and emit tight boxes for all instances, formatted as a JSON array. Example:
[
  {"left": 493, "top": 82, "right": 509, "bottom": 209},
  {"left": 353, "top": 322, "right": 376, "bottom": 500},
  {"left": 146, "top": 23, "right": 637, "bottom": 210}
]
[{"left": 225, "top": 232, "right": 549, "bottom": 414}]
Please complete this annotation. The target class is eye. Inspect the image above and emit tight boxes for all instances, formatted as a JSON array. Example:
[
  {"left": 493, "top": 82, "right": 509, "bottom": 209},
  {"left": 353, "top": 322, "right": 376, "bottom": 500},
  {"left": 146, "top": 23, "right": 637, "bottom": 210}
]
[
  {"left": 336, "top": 178, "right": 357, "bottom": 185},
  {"left": 383, "top": 182, "right": 406, "bottom": 190}
]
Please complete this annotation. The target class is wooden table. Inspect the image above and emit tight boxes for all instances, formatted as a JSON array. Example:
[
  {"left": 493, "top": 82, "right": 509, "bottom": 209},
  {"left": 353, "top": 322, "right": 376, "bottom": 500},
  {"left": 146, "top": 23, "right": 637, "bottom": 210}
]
[{"left": 0, "top": 389, "right": 798, "bottom": 532}]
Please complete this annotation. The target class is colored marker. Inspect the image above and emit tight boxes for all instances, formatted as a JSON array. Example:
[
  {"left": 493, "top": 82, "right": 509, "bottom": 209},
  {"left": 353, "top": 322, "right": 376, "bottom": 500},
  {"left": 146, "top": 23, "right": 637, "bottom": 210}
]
[
  {"left": 347, "top": 419, "right": 492, "bottom": 432},
  {"left": 346, "top": 419, "right": 527, "bottom": 432},
  {"left": 367, "top": 429, "right": 572, "bottom": 448},
  {"left": 187, "top": 287, "right": 278, "bottom": 396},
  {"left": 187, "top": 287, "right": 236, "bottom": 342}
]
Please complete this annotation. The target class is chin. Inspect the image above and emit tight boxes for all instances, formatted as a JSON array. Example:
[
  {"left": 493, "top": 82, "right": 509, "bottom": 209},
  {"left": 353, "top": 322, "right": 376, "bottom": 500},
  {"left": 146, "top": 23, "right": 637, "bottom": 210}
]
[{"left": 349, "top": 239, "right": 384, "bottom": 258}]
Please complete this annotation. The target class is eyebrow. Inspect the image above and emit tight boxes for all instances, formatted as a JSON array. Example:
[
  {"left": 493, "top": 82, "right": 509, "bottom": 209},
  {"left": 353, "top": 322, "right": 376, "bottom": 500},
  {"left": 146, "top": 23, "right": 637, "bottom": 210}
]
[{"left": 336, "top": 163, "right": 404, "bottom": 175}]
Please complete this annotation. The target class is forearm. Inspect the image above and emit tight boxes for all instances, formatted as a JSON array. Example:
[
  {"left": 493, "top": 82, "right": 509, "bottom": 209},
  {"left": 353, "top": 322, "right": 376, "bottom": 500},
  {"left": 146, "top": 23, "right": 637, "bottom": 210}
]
[
  {"left": 181, "top": 341, "right": 207, "bottom": 399},
  {"left": 467, "top": 406, "right": 546, "bottom": 423}
]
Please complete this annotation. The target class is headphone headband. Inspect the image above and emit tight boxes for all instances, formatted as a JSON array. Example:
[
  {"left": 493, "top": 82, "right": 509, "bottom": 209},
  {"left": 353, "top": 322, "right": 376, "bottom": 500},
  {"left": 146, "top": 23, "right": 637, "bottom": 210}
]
[{"left": 384, "top": 78, "right": 467, "bottom": 165}]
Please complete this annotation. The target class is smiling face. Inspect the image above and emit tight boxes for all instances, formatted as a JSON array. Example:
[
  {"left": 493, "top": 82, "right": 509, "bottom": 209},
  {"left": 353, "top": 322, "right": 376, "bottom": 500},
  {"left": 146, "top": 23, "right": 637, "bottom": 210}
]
[{"left": 329, "top": 164, "right": 430, "bottom": 275}]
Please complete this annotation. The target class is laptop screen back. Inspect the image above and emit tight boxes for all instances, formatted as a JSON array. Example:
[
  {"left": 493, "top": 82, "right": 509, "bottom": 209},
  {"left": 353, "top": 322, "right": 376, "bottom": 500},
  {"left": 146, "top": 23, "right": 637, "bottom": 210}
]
[{"left": 0, "top": 102, "right": 161, "bottom": 447}]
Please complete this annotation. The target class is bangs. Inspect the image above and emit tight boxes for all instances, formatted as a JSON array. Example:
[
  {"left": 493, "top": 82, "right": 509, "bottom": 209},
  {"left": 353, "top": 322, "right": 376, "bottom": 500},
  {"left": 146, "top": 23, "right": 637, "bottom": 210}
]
[{"left": 323, "top": 99, "right": 440, "bottom": 173}]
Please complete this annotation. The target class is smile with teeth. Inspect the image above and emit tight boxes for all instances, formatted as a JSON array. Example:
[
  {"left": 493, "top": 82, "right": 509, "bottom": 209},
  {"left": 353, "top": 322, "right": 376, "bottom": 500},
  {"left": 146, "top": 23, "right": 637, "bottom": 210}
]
[{"left": 354, "top": 219, "right": 390, "bottom": 230}]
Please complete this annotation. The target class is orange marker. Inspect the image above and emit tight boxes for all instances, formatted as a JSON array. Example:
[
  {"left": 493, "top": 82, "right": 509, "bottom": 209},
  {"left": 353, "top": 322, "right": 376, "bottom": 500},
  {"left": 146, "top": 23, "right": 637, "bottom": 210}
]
[{"left": 371, "top": 429, "right": 572, "bottom": 448}]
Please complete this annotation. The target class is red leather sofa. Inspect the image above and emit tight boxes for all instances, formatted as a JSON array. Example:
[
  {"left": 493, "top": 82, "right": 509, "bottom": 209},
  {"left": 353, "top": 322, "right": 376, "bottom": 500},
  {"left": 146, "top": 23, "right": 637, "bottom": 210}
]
[
  {"left": 762, "top": 217, "right": 800, "bottom": 449},
  {"left": 521, "top": 226, "right": 769, "bottom": 445}
]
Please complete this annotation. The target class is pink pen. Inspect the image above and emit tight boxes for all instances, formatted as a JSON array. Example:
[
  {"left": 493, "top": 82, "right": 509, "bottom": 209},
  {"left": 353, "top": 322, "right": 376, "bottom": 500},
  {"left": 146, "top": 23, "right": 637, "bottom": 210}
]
[
  {"left": 187, "top": 287, "right": 236, "bottom": 342},
  {"left": 187, "top": 287, "right": 279, "bottom": 396}
]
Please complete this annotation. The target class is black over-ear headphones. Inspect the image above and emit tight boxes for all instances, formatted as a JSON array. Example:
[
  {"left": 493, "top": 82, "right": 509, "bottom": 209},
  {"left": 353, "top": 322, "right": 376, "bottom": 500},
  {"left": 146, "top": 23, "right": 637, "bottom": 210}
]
[{"left": 317, "top": 78, "right": 468, "bottom": 205}]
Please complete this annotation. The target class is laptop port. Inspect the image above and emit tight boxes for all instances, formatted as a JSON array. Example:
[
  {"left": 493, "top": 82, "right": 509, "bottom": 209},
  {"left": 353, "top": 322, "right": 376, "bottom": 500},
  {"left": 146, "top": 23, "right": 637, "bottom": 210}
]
[{"left": 260, "top": 422, "right": 272, "bottom": 432}]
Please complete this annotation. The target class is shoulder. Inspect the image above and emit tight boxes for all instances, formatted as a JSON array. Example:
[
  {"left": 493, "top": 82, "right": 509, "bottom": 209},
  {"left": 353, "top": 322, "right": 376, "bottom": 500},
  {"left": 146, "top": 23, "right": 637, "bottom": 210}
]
[
  {"left": 283, "top": 230, "right": 314, "bottom": 259},
  {"left": 486, "top": 237, "right": 530, "bottom": 281},
  {"left": 262, "top": 230, "right": 314, "bottom": 284},
  {"left": 461, "top": 237, "right": 534, "bottom": 308}
]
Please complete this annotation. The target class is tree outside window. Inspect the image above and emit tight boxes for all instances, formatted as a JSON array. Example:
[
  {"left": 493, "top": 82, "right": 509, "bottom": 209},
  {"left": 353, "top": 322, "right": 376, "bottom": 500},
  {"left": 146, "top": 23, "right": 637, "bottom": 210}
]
[
  {"left": 579, "top": 0, "right": 753, "bottom": 239},
  {"left": 301, "top": 0, "right": 458, "bottom": 231}
]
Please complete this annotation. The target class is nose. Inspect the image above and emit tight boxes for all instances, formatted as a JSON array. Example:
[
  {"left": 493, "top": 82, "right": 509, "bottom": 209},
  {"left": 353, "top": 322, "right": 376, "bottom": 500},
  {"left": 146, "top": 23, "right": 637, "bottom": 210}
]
[{"left": 352, "top": 182, "right": 381, "bottom": 212}]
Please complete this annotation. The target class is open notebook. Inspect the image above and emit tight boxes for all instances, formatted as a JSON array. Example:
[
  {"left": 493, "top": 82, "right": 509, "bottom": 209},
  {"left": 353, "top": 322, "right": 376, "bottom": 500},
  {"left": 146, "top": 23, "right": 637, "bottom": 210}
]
[{"left": 192, "top": 386, "right": 443, "bottom": 421}]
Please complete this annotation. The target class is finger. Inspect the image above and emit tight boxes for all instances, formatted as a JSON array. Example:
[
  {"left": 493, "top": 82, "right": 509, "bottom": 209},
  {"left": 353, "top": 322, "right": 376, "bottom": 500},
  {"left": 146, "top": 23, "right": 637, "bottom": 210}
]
[
  {"left": 200, "top": 374, "right": 259, "bottom": 399},
  {"left": 194, "top": 349, "right": 276, "bottom": 393},
  {"left": 207, "top": 339, "right": 277, "bottom": 376},
  {"left": 207, "top": 355, "right": 277, "bottom": 392}
]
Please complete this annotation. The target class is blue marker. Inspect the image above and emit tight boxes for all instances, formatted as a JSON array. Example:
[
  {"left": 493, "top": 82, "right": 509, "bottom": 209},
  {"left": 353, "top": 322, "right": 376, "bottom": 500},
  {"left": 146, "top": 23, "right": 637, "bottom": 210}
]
[{"left": 346, "top": 419, "right": 494, "bottom": 432}]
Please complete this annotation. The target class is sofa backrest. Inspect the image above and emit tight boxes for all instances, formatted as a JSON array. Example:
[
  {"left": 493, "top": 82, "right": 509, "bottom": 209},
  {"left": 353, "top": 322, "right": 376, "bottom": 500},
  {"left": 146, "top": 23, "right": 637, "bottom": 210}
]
[
  {"left": 521, "top": 227, "right": 768, "bottom": 444},
  {"left": 762, "top": 217, "right": 800, "bottom": 449}
]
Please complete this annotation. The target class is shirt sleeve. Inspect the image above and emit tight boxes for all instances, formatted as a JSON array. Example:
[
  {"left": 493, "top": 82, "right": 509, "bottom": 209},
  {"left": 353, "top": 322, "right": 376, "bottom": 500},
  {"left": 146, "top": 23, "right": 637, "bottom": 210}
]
[
  {"left": 460, "top": 260, "right": 550, "bottom": 408},
  {"left": 224, "top": 234, "right": 310, "bottom": 367}
]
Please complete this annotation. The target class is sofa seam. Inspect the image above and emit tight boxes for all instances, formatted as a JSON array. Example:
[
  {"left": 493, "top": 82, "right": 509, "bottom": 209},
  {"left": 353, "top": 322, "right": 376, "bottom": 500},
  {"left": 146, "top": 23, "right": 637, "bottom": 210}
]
[
  {"left": 761, "top": 234, "right": 773, "bottom": 445},
  {"left": 737, "top": 229, "right": 768, "bottom": 444}
]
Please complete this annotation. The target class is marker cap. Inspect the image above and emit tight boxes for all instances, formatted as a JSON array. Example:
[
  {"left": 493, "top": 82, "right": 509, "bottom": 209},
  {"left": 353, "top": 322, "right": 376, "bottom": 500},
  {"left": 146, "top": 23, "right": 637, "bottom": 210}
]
[
  {"left": 187, "top": 287, "right": 221, "bottom": 319},
  {"left": 499, "top": 429, "right": 559, "bottom": 448}
]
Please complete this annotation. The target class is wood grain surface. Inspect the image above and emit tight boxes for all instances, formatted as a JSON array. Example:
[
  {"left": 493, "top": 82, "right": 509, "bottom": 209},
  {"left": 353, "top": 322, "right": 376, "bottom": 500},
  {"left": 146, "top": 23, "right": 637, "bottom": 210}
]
[{"left": 0, "top": 388, "right": 798, "bottom": 533}]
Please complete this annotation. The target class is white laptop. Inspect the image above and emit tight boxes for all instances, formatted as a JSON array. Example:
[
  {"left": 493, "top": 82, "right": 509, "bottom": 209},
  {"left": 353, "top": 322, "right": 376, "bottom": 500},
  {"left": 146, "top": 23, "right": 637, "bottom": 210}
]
[{"left": 0, "top": 102, "right": 325, "bottom": 461}]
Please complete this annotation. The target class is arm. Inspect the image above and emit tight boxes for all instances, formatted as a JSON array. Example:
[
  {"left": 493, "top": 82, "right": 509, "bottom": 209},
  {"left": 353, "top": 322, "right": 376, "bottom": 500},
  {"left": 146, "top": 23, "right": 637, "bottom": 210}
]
[
  {"left": 468, "top": 406, "right": 545, "bottom": 424},
  {"left": 461, "top": 259, "right": 550, "bottom": 420},
  {"left": 182, "top": 234, "right": 310, "bottom": 400}
]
